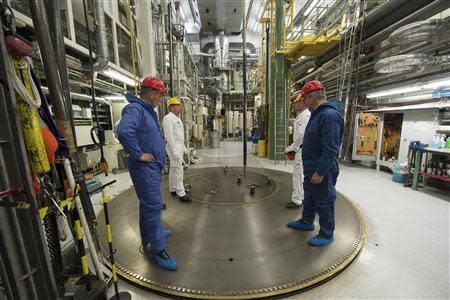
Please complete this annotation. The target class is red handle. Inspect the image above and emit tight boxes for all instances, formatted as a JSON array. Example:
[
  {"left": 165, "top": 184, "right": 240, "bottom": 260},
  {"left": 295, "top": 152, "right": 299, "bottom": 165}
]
[{"left": 0, "top": 188, "right": 22, "bottom": 199}]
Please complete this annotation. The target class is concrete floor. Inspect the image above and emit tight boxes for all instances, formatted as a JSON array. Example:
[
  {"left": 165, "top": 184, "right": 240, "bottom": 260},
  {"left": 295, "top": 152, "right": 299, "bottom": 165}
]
[{"left": 100, "top": 141, "right": 449, "bottom": 299}]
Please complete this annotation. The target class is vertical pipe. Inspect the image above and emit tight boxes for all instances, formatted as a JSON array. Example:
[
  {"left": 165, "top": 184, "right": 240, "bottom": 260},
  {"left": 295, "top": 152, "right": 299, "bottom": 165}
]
[
  {"left": 176, "top": 5, "right": 181, "bottom": 98},
  {"left": 44, "top": 0, "right": 77, "bottom": 149},
  {"left": 128, "top": 0, "right": 138, "bottom": 96},
  {"left": 82, "top": 0, "right": 99, "bottom": 126},
  {"left": 265, "top": 22, "right": 270, "bottom": 141},
  {"left": 243, "top": 0, "right": 248, "bottom": 175},
  {"left": 28, "top": 0, "right": 76, "bottom": 154},
  {"left": 168, "top": 1, "right": 174, "bottom": 97}
]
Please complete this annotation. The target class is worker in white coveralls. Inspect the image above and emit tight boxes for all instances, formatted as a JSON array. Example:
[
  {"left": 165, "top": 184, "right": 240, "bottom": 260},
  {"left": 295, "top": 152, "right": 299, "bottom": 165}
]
[
  {"left": 285, "top": 92, "right": 311, "bottom": 209},
  {"left": 162, "top": 98, "right": 192, "bottom": 203}
]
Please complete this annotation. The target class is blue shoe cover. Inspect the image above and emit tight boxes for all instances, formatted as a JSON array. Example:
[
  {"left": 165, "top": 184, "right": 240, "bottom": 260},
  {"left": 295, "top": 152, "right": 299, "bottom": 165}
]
[
  {"left": 308, "top": 235, "right": 334, "bottom": 246},
  {"left": 154, "top": 250, "right": 177, "bottom": 271},
  {"left": 164, "top": 228, "right": 171, "bottom": 237},
  {"left": 287, "top": 220, "right": 315, "bottom": 231}
]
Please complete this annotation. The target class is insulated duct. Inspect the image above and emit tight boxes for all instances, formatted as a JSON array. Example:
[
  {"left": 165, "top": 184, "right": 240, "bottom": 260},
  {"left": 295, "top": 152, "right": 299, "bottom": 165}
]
[
  {"left": 79, "top": 0, "right": 108, "bottom": 72},
  {"left": 375, "top": 54, "right": 450, "bottom": 74},
  {"left": 389, "top": 19, "right": 450, "bottom": 46},
  {"left": 375, "top": 19, "right": 450, "bottom": 74}
]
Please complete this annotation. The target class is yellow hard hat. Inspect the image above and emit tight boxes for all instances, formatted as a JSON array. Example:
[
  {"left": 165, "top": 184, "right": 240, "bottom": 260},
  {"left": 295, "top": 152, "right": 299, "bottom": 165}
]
[
  {"left": 294, "top": 91, "right": 304, "bottom": 103},
  {"left": 167, "top": 97, "right": 181, "bottom": 107}
]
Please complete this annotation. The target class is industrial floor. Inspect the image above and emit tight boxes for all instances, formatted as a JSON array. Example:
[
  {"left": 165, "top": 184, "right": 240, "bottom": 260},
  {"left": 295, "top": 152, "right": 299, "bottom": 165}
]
[{"left": 94, "top": 141, "right": 449, "bottom": 299}]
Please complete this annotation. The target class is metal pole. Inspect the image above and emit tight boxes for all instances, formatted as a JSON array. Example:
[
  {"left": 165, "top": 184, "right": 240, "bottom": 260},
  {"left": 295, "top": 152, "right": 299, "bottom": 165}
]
[
  {"left": 101, "top": 188, "right": 132, "bottom": 300},
  {"left": 242, "top": 0, "right": 248, "bottom": 175},
  {"left": 265, "top": 22, "right": 270, "bottom": 142},
  {"left": 28, "top": 0, "right": 76, "bottom": 154},
  {"left": 44, "top": 0, "right": 77, "bottom": 149},
  {"left": 168, "top": 1, "right": 174, "bottom": 97}
]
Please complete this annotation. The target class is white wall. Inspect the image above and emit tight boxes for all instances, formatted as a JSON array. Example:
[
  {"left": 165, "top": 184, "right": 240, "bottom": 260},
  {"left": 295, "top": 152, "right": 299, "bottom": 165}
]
[{"left": 398, "top": 109, "right": 439, "bottom": 163}]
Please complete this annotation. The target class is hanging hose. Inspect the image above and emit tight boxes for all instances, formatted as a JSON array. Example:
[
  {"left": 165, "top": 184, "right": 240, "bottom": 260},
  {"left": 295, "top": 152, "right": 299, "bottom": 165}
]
[
  {"left": 128, "top": 0, "right": 138, "bottom": 96},
  {"left": 13, "top": 57, "right": 50, "bottom": 174},
  {"left": 82, "top": 0, "right": 108, "bottom": 176},
  {"left": 8, "top": 56, "right": 41, "bottom": 108}
]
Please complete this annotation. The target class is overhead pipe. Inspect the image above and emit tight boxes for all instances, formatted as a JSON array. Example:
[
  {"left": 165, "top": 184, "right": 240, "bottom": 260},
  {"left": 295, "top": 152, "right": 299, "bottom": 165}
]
[
  {"left": 295, "top": 37, "right": 447, "bottom": 90},
  {"left": 28, "top": 0, "right": 76, "bottom": 153},
  {"left": 79, "top": 0, "right": 109, "bottom": 72},
  {"left": 315, "top": 0, "right": 446, "bottom": 66},
  {"left": 358, "top": 40, "right": 450, "bottom": 87},
  {"left": 362, "top": 0, "right": 449, "bottom": 50}
]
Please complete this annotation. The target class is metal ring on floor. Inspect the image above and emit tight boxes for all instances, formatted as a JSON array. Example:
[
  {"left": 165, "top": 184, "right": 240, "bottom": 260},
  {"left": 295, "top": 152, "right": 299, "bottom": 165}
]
[{"left": 98, "top": 168, "right": 365, "bottom": 299}]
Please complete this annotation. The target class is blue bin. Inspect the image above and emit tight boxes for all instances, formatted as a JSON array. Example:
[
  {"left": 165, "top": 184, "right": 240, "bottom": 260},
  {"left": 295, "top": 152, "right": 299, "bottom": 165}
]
[{"left": 392, "top": 172, "right": 407, "bottom": 183}]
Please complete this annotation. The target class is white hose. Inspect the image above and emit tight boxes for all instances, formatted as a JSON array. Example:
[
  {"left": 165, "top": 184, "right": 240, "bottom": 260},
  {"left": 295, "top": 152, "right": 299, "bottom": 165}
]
[{"left": 7, "top": 55, "right": 41, "bottom": 108}]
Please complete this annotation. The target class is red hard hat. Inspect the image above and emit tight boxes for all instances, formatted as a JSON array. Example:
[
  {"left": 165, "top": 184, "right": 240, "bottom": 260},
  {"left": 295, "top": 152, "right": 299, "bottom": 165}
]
[
  {"left": 141, "top": 76, "right": 167, "bottom": 95},
  {"left": 302, "top": 80, "right": 326, "bottom": 94}
]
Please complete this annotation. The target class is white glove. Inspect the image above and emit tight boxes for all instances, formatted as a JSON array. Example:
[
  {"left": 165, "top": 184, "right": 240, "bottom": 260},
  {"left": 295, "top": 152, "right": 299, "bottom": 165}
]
[{"left": 285, "top": 145, "right": 295, "bottom": 154}]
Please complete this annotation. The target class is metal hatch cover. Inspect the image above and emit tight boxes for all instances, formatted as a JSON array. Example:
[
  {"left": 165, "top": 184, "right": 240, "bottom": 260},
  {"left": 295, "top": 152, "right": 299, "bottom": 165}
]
[{"left": 97, "top": 167, "right": 365, "bottom": 299}]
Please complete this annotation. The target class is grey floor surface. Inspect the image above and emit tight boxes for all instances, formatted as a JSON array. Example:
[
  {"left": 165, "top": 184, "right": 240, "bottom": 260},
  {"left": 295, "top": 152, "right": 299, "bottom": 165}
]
[{"left": 99, "top": 141, "right": 449, "bottom": 299}]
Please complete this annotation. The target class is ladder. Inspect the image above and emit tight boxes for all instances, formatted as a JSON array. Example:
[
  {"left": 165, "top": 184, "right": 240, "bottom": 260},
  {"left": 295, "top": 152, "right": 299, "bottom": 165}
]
[{"left": 337, "top": 0, "right": 361, "bottom": 123}]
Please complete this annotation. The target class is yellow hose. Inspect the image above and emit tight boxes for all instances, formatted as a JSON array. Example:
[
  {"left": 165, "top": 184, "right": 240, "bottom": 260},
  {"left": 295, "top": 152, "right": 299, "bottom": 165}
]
[{"left": 14, "top": 58, "right": 50, "bottom": 174}]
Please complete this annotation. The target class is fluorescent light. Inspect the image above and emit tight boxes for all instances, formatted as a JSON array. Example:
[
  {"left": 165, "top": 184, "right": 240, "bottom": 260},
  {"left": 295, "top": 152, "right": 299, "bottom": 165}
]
[
  {"left": 304, "top": 0, "right": 320, "bottom": 16},
  {"left": 307, "top": 67, "right": 314, "bottom": 73},
  {"left": 103, "top": 68, "right": 136, "bottom": 86},
  {"left": 366, "top": 86, "right": 421, "bottom": 98},
  {"left": 422, "top": 79, "right": 450, "bottom": 89},
  {"left": 179, "top": 7, "right": 186, "bottom": 21},
  {"left": 105, "top": 95, "right": 126, "bottom": 100},
  {"left": 253, "top": 21, "right": 259, "bottom": 32},
  {"left": 257, "top": 4, "right": 265, "bottom": 20}
]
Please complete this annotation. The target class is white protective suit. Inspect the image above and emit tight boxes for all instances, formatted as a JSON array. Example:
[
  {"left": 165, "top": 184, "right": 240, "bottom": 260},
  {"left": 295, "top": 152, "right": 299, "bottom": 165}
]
[
  {"left": 162, "top": 112, "right": 186, "bottom": 197},
  {"left": 285, "top": 109, "right": 311, "bottom": 205}
]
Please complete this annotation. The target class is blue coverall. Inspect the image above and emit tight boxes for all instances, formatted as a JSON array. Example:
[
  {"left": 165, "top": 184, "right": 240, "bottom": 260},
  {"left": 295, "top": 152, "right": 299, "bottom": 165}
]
[
  {"left": 117, "top": 93, "right": 167, "bottom": 255},
  {"left": 301, "top": 99, "right": 344, "bottom": 239}
]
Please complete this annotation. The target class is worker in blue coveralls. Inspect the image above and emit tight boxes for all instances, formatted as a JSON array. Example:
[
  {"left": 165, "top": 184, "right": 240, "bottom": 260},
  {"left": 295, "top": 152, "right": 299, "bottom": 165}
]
[
  {"left": 287, "top": 80, "right": 344, "bottom": 246},
  {"left": 117, "top": 76, "right": 177, "bottom": 271}
]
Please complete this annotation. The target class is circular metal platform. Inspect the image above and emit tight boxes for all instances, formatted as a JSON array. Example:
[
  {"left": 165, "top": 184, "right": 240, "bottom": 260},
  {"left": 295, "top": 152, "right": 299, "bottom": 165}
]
[{"left": 97, "top": 167, "right": 365, "bottom": 299}]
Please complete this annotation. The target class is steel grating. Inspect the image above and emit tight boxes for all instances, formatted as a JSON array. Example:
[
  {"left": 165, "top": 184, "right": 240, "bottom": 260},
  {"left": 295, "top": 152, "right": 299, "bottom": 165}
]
[{"left": 97, "top": 167, "right": 365, "bottom": 299}]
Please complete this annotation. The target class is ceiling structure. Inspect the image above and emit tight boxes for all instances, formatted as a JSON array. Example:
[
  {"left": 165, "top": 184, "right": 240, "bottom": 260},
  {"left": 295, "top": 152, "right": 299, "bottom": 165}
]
[{"left": 196, "top": 0, "right": 244, "bottom": 33}]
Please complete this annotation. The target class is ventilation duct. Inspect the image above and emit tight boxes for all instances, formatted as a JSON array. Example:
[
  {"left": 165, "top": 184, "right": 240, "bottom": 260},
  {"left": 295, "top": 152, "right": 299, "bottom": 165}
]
[
  {"left": 214, "top": 31, "right": 229, "bottom": 69},
  {"left": 79, "top": 0, "right": 108, "bottom": 72}
]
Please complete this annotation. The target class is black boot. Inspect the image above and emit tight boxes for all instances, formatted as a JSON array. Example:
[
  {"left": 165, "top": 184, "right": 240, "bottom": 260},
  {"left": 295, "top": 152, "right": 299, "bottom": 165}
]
[{"left": 179, "top": 194, "right": 192, "bottom": 203}]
